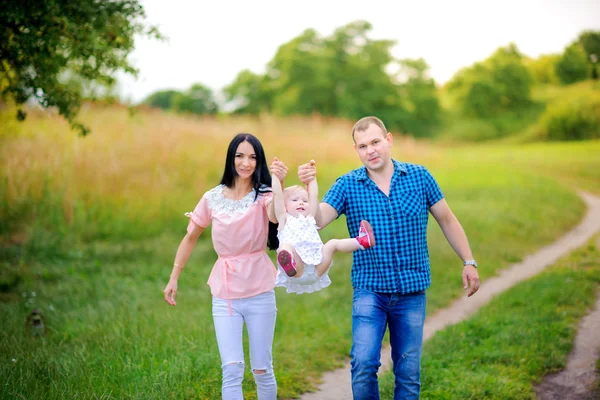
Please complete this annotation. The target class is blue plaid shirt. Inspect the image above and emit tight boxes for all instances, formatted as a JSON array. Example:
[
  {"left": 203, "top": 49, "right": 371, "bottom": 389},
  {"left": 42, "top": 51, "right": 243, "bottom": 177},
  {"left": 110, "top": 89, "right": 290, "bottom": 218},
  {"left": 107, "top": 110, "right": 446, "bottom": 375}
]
[{"left": 323, "top": 160, "right": 444, "bottom": 293}]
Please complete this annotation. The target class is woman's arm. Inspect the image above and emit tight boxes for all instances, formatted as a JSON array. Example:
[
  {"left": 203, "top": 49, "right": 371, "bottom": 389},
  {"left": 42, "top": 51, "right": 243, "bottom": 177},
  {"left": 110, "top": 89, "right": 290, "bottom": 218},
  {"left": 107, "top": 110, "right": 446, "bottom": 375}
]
[
  {"left": 163, "top": 223, "right": 204, "bottom": 305},
  {"left": 268, "top": 157, "right": 288, "bottom": 223},
  {"left": 271, "top": 173, "right": 287, "bottom": 226}
]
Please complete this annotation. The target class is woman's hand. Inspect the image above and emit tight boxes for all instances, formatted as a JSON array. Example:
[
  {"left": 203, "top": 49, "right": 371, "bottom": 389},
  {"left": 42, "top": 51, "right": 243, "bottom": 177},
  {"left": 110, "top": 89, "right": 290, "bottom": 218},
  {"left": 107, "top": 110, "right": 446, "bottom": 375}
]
[
  {"left": 298, "top": 160, "right": 317, "bottom": 184},
  {"left": 163, "top": 280, "right": 178, "bottom": 306},
  {"left": 270, "top": 157, "right": 288, "bottom": 183}
]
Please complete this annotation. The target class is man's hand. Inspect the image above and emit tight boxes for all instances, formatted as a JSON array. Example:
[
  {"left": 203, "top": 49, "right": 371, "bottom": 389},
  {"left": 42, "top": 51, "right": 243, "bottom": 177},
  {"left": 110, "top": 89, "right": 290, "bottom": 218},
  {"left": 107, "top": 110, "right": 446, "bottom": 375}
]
[
  {"left": 270, "top": 157, "right": 288, "bottom": 183},
  {"left": 462, "top": 265, "right": 480, "bottom": 297},
  {"left": 298, "top": 160, "right": 317, "bottom": 184}
]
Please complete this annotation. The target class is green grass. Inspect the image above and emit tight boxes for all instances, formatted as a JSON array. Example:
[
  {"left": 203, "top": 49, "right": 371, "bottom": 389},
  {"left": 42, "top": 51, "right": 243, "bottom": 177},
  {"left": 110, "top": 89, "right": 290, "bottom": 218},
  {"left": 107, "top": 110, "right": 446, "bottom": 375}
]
[
  {"left": 1, "top": 105, "right": 598, "bottom": 398},
  {"left": 0, "top": 165, "right": 585, "bottom": 399},
  {"left": 379, "top": 235, "right": 600, "bottom": 399},
  {"left": 435, "top": 140, "right": 600, "bottom": 195}
]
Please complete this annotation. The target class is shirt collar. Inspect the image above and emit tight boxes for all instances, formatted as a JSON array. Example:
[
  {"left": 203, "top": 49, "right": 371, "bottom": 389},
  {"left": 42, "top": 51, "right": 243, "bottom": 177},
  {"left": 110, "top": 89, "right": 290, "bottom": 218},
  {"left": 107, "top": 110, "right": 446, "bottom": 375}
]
[{"left": 356, "top": 159, "right": 408, "bottom": 181}]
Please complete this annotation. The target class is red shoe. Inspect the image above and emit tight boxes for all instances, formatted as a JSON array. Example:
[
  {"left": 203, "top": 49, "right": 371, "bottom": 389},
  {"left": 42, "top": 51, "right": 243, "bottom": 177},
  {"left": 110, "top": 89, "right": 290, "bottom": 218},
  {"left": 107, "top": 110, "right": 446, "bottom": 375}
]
[
  {"left": 356, "top": 220, "right": 375, "bottom": 250},
  {"left": 278, "top": 250, "right": 297, "bottom": 277}
]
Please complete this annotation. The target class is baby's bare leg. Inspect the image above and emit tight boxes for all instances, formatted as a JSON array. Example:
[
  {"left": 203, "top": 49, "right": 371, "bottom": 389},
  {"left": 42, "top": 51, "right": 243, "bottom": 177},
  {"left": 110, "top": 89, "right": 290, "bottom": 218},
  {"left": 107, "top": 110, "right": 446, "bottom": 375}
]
[
  {"left": 278, "top": 243, "right": 306, "bottom": 278},
  {"left": 315, "top": 238, "right": 360, "bottom": 276}
]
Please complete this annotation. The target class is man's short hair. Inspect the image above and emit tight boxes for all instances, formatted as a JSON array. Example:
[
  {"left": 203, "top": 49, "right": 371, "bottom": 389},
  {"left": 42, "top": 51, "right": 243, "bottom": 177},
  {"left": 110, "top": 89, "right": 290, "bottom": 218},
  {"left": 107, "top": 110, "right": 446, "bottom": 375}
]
[{"left": 352, "top": 116, "right": 387, "bottom": 141}]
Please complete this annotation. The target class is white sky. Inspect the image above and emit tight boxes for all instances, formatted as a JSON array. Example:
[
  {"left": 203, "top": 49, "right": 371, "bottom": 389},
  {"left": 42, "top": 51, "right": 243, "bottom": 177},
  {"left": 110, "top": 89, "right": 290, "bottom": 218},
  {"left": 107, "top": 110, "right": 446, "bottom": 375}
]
[{"left": 118, "top": 0, "right": 600, "bottom": 103}]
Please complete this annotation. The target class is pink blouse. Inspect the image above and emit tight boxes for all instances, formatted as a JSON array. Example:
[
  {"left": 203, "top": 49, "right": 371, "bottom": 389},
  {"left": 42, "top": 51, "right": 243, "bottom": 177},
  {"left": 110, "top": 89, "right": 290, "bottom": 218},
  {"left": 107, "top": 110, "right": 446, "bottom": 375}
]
[{"left": 186, "top": 185, "right": 276, "bottom": 300}]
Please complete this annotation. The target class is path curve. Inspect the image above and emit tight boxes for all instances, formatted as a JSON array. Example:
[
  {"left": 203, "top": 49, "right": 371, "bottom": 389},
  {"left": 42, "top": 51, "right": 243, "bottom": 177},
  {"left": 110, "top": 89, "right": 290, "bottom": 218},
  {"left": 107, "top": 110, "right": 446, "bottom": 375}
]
[
  {"left": 299, "top": 191, "right": 600, "bottom": 400},
  {"left": 535, "top": 289, "right": 600, "bottom": 400}
]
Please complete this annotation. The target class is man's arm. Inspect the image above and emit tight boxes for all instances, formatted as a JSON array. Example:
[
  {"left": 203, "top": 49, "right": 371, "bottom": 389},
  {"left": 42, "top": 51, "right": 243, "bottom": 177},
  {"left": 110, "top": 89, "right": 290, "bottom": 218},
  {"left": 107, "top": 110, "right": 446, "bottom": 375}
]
[
  {"left": 314, "top": 202, "right": 338, "bottom": 229},
  {"left": 298, "top": 159, "right": 339, "bottom": 228},
  {"left": 429, "top": 199, "right": 480, "bottom": 297},
  {"left": 308, "top": 179, "right": 318, "bottom": 218}
]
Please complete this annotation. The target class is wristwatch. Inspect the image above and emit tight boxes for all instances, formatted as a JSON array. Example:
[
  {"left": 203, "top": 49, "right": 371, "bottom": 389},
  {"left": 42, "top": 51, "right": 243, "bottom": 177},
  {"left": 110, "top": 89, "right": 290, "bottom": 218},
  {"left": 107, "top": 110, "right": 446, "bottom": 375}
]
[{"left": 463, "top": 259, "right": 478, "bottom": 268}]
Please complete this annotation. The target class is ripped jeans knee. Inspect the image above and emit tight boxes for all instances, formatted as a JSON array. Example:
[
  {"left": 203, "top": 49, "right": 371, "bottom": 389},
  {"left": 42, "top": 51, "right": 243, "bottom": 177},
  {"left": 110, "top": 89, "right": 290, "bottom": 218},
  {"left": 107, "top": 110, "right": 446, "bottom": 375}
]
[
  {"left": 253, "top": 368, "right": 277, "bottom": 399},
  {"left": 222, "top": 362, "right": 245, "bottom": 400}
]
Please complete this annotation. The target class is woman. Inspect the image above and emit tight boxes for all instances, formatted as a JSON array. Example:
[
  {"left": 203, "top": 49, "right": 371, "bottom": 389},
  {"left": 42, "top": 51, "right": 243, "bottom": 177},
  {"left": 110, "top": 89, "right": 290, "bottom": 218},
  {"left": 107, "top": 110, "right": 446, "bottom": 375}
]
[{"left": 163, "top": 133, "right": 286, "bottom": 399}]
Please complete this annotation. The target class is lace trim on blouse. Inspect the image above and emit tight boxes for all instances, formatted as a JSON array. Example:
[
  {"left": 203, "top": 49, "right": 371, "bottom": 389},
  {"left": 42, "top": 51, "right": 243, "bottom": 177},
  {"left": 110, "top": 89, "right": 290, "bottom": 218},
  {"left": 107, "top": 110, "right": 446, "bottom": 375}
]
[{"left": 185, "top": 184, "right": 263, "bottom": 220}]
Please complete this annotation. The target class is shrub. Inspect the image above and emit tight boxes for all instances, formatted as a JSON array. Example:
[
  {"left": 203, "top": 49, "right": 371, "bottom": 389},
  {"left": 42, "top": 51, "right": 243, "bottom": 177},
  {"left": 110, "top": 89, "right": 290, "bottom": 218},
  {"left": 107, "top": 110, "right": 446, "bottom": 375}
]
[{"left": 538, "top": 87, "right": 600, "bottom": 140}]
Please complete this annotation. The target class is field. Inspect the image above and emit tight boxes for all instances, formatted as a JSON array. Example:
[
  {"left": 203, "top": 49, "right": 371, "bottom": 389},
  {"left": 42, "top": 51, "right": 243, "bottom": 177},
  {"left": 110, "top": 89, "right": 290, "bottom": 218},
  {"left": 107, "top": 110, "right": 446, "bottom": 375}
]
[{"left": 1, "top": 104, "right": 599, "bottom": 399}]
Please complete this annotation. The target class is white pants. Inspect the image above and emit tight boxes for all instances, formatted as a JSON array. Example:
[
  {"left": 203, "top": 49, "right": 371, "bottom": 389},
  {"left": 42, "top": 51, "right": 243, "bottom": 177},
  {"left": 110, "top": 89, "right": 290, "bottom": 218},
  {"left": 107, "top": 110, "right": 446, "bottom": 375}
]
[{"left": 212, "top": 290, "right": 277, "bottom": 400}]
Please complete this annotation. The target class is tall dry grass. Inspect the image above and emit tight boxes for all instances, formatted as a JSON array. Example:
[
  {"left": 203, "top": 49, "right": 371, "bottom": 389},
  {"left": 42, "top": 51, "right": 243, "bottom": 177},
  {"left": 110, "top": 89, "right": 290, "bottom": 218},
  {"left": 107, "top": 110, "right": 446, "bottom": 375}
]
[{"left": 0, "top": 103, "right": 434, "bottom": 242}]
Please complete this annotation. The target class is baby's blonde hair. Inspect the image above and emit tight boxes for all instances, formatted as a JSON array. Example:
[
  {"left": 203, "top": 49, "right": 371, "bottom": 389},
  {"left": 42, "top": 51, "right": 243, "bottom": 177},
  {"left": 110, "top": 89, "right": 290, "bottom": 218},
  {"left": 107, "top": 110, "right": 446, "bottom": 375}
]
[{"left": 283, "top": 185, "right": 307, "bottom": 199}]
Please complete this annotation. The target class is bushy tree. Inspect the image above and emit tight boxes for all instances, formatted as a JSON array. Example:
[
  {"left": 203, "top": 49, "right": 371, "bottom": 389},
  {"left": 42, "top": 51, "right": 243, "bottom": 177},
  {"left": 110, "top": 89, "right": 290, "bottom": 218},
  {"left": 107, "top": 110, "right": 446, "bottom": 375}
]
[
  {"left": 526, "top": 54, "right": 560, "bottom": 84},
  {"left": 0, "top": 0, "right": 160, "bottom": 135},
  {"left": 223, "top": 20, "right": 442, "bottom": 136},
  {"left": 172, "top": 83, "right": 218, "bottom": 115},
  {"left": 446, "top": 44, "right": 533, "bottom": 118},
  {"left": 224, "top": 69, "right": 272, "bottom": 114},
  {"left": 577, "top": 31, "right": 600, "bottom": 79},
  {"left": 143, "top": 84, "right": 218, "bottom": 115},
  {"left": 555, "top": 43, "right": 591, "bottom": 84},
  {"left": 143, "top": 89, "right": 181, "bottom": 110},
  {"left": 395, "top": 58, "right": 441, "bottom": 137}
]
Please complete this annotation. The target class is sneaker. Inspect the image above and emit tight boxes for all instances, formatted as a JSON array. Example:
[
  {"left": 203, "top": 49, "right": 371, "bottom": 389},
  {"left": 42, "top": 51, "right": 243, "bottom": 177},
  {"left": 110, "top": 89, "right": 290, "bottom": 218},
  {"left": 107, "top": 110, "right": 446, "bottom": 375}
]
[
  {"left": 278, "top": 250, "right": 297, "bottom": 277},
  {"left": 356, "top": 220, "right": 375, "bottom": 250}
]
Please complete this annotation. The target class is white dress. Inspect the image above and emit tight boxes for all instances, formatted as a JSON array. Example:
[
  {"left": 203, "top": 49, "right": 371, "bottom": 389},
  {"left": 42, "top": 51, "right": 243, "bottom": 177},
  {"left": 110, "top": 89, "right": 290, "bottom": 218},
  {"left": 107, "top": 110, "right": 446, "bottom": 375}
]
[{"left": 275, "top": 213, "right": 332, "bottom": 294}]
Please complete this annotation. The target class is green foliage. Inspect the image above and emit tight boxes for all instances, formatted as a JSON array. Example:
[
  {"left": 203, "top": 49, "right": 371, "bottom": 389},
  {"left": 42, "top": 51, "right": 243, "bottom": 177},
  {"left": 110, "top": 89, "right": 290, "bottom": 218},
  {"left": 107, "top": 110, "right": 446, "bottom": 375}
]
[
  {"left": 224, "top": 69, "right": 272, "bottom": 114},
  {"left": 172, "top": 83, "right": 218, "bottom": 115},
  {"left": 223, "top": 20, "right": 441, "bottom": 137},
  {"left": 526, "top": 54, "right": 560, "bottom": 84},
  {"left": 555, "top": 43, "right": 590, "bottom": 85},
  {"left": 143, "top": 89, "right": 180, "bottom": 110},
  {"left": 395, "top": 58, "right": 442, "bottom": 137},
  {"left": 143, "top": 83, "right": 218, "bottom": 115},
  {"left": 577, "top": 30, "right": 600, "bottom": 61},
  {"left": 0, "top": 0, "right": 160, "bottom": 135},
  {"left": 447, "top": 43, "right": 533, "bottom": 118},
  {"left": 440, "top": 102, "right": 545, "bottom": 142},
  {"left": 537, "top": 84, "right": 600, "bottom": 141}
]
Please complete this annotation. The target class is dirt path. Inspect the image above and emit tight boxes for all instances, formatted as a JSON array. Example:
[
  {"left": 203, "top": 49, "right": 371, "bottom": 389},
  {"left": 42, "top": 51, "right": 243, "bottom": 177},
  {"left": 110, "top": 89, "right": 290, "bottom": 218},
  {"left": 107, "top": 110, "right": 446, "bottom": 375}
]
[
  {"left": 299, "top": 191, "right": 600, "bottom": 400},
  {"left": 534, "top": 290, "right": 600, "bottom": 400}
]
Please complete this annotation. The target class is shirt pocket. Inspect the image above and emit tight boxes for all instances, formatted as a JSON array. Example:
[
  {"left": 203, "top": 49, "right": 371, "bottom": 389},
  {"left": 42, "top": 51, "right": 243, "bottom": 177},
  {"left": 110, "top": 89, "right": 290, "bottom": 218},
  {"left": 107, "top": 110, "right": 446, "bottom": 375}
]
[{"left": 398, "top": 190, "right": 423, "bottom": 216}]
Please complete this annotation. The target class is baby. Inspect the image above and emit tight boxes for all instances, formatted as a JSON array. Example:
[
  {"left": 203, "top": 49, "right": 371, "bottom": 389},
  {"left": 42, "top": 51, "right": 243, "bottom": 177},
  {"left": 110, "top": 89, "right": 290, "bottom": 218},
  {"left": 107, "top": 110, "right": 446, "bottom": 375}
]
[{"left": 272, "top": 169, "right": 375, "bottom": 294}]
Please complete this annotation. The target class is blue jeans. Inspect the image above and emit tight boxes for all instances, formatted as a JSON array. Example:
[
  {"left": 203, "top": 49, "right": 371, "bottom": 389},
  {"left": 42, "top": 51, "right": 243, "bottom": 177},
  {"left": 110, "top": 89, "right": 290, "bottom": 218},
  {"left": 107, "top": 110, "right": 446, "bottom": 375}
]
[{"left": 350, "top": 288, "right": 427, "bottom": 400}]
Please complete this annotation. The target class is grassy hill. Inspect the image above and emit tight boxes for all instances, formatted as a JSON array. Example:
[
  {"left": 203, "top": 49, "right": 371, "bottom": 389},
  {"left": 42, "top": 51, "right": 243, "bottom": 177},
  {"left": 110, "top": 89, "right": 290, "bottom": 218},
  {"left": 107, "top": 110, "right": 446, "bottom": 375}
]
[{"left": 436, "top": 80, "right": 600, "bottom": 143}]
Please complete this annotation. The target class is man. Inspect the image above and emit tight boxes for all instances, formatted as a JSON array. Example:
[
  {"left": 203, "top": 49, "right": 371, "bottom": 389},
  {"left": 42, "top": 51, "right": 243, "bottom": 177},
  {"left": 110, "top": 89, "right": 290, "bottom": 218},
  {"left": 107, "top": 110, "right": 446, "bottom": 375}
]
[{"left": 298, "top": 116, "right": 480, "bottom": 400}]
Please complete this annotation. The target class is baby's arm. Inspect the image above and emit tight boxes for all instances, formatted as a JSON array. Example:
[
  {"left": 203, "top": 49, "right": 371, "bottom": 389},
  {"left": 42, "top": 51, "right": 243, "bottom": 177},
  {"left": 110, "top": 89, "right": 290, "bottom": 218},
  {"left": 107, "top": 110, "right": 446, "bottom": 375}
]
[
  {"left": 272, "top": 173, "right": 287, "bottom": 226},
  {"left": 308, "top": 178, "right": 318, "bottom": 218}
]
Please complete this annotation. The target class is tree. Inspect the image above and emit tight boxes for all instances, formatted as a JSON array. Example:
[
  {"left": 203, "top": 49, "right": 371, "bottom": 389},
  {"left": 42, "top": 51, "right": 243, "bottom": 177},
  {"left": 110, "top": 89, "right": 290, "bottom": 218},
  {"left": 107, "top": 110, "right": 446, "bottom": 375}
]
[
  {"left": 224, "top": 20, "right": 442, "bottom": 136},
  {"left": 395, "top": 58, "right": 441, "bottom": 137},
  {"left": 555, "top": 43, "right": 590, "bottom": 85},
  {"left": 577, "top": 31, "right": 600, "bottom": 59},
  {"left": 576, "top": 31, "right": 600, "bottom": 80},
  {"left": 223, "top": 69, "right": 272, "bottom": 114},
  {"left": 446, "top": 43, "right": 533, "bottom": 118},
  {"left": 172, "top": 83, "right": 218, "bottom": 115},
  {"left": 526, "top": 54, "right": 560, "bottom": 84},
  {"left": 0, "top": 0, "right": 160, "bottom": 135},
  {"left": 143, "top": 89, "right": 181, "bottom": 110}
]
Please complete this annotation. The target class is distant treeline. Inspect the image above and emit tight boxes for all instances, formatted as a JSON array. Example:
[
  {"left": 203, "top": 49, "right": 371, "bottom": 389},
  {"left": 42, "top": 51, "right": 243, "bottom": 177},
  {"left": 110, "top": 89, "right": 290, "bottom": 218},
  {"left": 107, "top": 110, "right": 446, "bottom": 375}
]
[
  {"left": 2, "top": 0, "right": 597, "bottom": 139},
  {"left": 143, "top": 22, "right": 600, "bottom": 138}
]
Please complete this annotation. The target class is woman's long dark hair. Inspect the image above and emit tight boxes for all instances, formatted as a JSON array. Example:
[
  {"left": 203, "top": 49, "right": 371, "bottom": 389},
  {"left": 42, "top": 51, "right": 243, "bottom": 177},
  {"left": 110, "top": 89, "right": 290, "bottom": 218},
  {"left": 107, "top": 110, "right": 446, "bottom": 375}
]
[{"left": 220, "top": 133, "right": 279, "bottom": 250}]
